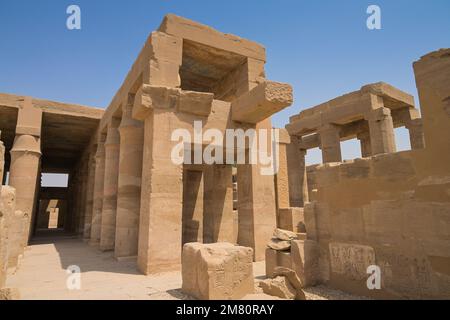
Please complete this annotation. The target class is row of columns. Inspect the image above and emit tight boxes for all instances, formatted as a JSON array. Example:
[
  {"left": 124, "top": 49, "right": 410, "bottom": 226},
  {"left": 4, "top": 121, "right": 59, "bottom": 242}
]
[{"left": 86, "top": 100, "right": 144, "bottom": 259}]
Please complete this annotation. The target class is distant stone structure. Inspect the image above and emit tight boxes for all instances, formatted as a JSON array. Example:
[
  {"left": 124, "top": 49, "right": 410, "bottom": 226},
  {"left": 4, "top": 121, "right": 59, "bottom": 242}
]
[
  {"left": 0, "top": 14, "right": 448, "bottom": 300},
  {"left": 273, "top": 49, "right": 450, "bottom": 299}
]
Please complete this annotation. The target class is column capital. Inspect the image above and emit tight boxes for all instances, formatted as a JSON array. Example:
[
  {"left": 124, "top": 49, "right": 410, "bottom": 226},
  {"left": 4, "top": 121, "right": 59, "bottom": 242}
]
[
  {"left": 10, "top": 134, "right": 41, "bottom": 156},
  {"left": 15, "top": 97, "right": 42, "bottom": 137},
  {"left": 119, "top": 98, "right": 143, "bottom": 131},
  {"left": 105, "top": 118, "right": 121, "bottom": 147},
  {"left": 364, "top": 107, "right": 392, "bottom": 122}
]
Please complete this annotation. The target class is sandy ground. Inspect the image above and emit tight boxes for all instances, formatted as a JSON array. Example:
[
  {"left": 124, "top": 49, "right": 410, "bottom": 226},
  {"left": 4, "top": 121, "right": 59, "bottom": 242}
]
[{"left": 6, "top": 237, "right": 368, "bottom": 300}]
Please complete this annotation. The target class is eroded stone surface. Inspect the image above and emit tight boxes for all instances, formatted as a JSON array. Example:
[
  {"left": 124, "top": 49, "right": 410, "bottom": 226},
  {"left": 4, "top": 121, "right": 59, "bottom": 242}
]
[{"left": 182, "top": 242, "right": 254, "bottom": 300}]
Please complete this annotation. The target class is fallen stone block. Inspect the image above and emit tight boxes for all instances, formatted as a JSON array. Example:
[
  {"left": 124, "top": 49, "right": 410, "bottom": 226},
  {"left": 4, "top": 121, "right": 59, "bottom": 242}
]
[
  {"left": 273, "top": 267, "right": 303, "bottom": 290},
  {"left": 260, "top": 276, "right": 296, "bottom": 300},
  {"left": 232, "top": 81, "right": 293, "bottom": 124},
  {"left": 267, "top": 238, "right": 291, "bottom": 251},
  {"left": 265, "top": 249, "right": 293, "bottom": 278},
  {"left": 273, "top": 228, "right": 298, "bottom": 241},
  {"left": 182, "top": 242, "right": 254, "bottom": 300}
]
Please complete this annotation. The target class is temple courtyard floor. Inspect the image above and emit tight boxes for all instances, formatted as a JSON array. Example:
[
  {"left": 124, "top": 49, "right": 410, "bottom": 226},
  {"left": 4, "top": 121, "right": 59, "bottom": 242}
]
[{"left": 6, "top": 235, "right": 368, "bottom": 300}]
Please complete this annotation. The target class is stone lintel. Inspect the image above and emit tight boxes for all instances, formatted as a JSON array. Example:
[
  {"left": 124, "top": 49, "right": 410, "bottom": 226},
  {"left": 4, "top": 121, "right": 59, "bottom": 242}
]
[
  {"left": 132, "top": 85, "right": 214, "bottom": 121},
  {"left": 158, "top": 14, "right": 266, "bottom": 62},
  {"left": 232, "top": 81, "right": 293, "bottom": 124}
]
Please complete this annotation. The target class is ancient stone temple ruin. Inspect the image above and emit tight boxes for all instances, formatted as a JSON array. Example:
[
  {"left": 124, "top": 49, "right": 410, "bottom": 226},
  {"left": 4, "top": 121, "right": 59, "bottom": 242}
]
[{"left": 0, "top": 14, "right": 449, "bottom": 300}]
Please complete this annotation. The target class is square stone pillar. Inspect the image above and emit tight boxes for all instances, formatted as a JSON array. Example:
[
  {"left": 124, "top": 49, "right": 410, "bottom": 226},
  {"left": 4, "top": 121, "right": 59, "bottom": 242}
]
[
  {"left": 275, "top": 129, "right": 290, "bottom": 211},
  {"left": 319, "top": 124, "right": 342, "bottom": 163},
  {"left": 366, "top": 94, "right": 396, "bottom": 155},
  {"left": 89, "top": 134, "right": 106, "bottom": 245},
  {"left": 287, "top": 136, "right": 308, "bottom": 207},
  {"left": 137, "top": 110, "right": 183, "bottom": 274},
  {"left": 114, "top": 101, "right": 144, "bottom": 258},
  {"left": 182, "top": 166, "right": 204, "bottom": 245},
  {"left": 9, "top": 97, "right": 42, "bottom": 248},
  {"left": 100, "top": 118, "right": 121, "bottom": 251},
  {"left": 237, "top": 119, "right": 277, "bottom": 261},
  {"left": 76, "top": 161, "right": 88, "bottom": 235},
  {"left": 406, "top": 119, "right": 425, "bottom": 150},
  {"left": 203, "top": 164, "right": 234, "bottom": 244},
  {"left": 357, "top": 130, "right": 372, "bottom": 158},
  {"left": 83, "top": 149, "right": 96, "bottom": 239}
]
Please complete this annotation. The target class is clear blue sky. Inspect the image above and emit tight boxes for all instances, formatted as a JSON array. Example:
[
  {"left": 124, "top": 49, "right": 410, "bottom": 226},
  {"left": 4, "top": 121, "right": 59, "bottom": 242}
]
[{"left": 1, "top": 0, "right": 449, "bottom": 170}]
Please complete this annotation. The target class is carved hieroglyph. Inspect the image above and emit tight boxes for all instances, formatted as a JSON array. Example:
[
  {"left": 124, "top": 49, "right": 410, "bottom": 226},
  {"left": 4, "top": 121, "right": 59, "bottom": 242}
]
[{"left": 329, "top": 242, "right": 375, "bottom": 280}]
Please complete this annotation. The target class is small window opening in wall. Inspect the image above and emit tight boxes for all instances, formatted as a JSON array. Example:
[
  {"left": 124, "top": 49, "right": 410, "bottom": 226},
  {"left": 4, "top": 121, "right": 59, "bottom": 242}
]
[
  {"left": 341, "top": 138, "right": 362, "bottom": 160},
  {"left": 394, "top": 127, "right": 411, "bottom": 152},
  {"left": 305, "top": 147, "right": 322, "bottom": 166}
]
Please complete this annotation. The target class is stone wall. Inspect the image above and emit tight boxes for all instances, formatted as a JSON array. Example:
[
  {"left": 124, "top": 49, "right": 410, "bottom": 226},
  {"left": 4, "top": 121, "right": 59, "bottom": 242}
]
[{"left": 304, "top": 49, "right": 450, "bottom": 299}]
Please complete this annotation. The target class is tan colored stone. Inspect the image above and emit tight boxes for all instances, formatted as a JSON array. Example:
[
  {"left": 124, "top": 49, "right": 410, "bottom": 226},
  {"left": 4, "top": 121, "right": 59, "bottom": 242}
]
[
  {"left": 182, "top": 242, "right": 254, "bottom": 300},
  {"left": 273, "top": 228, "right": 298, "bottom": 241},
  {"left": 259, "top": 276, "right": 296, "bottom": 300},
  {"left": 278, "top": 208, "right": 305, "bottom": 232},
  {"left": 291, "top": 240, "right": 320, "bottom": 287},
  {"left": 267, "top": 238, "right": 290, "bottom": 251},
  {"left": 273, "top": 267, "right": 303, "bottom": 289},
  {"left": 265, "top": 248, "right": 277, "bottom": 278},
  {"left": 0, "top": 288, "right": 20, "bottom": 300},
  {"left": 232, "top": 81, "right": 293, "bottom": 124}
]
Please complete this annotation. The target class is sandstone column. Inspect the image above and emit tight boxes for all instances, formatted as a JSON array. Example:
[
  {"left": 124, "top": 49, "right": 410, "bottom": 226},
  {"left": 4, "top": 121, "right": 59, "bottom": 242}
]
[
  {"left": 182, "top": 167, "right": 204, "bottom": 245},
  {"left": 114, "top": 101, "right": 144, "bottom": 258},
  {"left": 357, "top": 130, "right": 372, "bottom": 158},
  {"left": 237, "top": 119, "right": 277, "bottom": 261},
  {"left": 406, "top": 119, "right": 425, "bottom": 150},
  {"left": 203, "top": 165, "right": 234, "bottom": 244},
  {"left": 299, "top": 148, "right": 309, "bottom": 204},
  {"left": 133, "top": 30, "right": 183, "bottom": 273},
  {"left": 89, "top": 134, "right": 106, "bottom": 245},
  {"left": 137, "top": 110, "right": 183, "bottom": 274},
  {"left": 274, "top": 129, "right": 290, "bottom": 210},
  {"left": 83, "top": 150, "right": 96, "bottom": 239},
  {"left": 365, "top": 94, "right": 396, "bottom": 155},
  {"left": 9, "top": 97, "right": 42, "bottom": 249},
  {"left": 319, "top": 124, "right": 342, "bottom": 163},
  {"left": 287, "top": 137, "right": 308, "bottom": 207},
  {"left": 100, "top": 118, "right": 121, "bottom": 251}
]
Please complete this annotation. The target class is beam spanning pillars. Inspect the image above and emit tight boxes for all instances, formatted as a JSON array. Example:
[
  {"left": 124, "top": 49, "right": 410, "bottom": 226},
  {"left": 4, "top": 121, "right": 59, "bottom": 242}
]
[{"left": 231, "top": 81, "right": 293, "bottom": 124}]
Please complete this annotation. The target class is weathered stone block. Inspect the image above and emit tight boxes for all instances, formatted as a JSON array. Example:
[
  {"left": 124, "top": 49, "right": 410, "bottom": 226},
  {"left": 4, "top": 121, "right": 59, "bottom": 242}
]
[
  {"left": 232, "top": 81, "right": 293, "bottom": 123},
  {"left": 278, "top": 208, "right": 305, "bottom": 232},
  {"left": 265, "top": 248, "right": 277, "bottom": 278},
  {"left": 291, "top": 240, "right": 320, "bottom": 287},
  {"left": 182, "top": 242, "right": 254, "bottom": 300}
]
